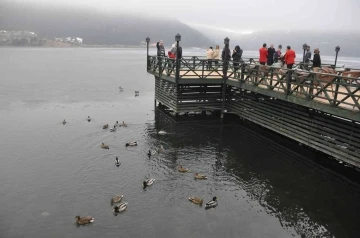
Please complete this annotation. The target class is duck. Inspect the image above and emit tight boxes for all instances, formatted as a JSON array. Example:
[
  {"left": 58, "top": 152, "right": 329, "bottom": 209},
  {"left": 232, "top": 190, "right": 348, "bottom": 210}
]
[
  {"left": 143, "top": 178, "right": 155, "bottom": 188},
  {"left": 115, "top": 157, "right": 120, "bottom": 167},
  {"left": 158, "top": 130, "right": 167, "bottom": 135},
  {"left": 188, "top": 197, "right": 203, "bottom": 205},
  {"left": 122, "top": 121, "right": 127, "bottom": 127},
  {"left": 74, "top": 216, "right": 94, "bottom": 225},
  {"left": 178, "top": 165, "right": 189, "bottom": 173},
  {"left": 110, "top": 126, "right": 116, "bottom": 132},
  {"left": 103, "top": 124, "right": 109, "bottom": 129},
  {"left": 119, "top": 86, "right": 124, "bottom": 91},
  {"left": 114, "top": 202, "right": 128, "bottom": 212},
  {"left": 111, "top": 194, "right": 123, "bottom": 205},
  {"left": 135, "top": 91, "right": 139, "bottom": 94},
  {"left": 205, "top": 197, "right": 218, "bottom": 209},
  {"left": 101, "top": 142, "right": 109, "bottom": 149},
  {"left": 115, "top": 121, "right": 119, "bottom": 127},
  {"left": 87, "top": 116, "right": 91, "bottom": 122},
  {"left": 158, "top": 145, "right": 165, "bottom": 153},
  {"left": 125, "top": 141, "right": 138, "bottom": 147},
  {"left": 62, "top": 119, "right": 66, "bottom": 125},
  {"left": 194, "top": 173, "right": 207, "bottom": 180},
  {"left": 148, "top": 149, "right": 157, "bottom": 156}
]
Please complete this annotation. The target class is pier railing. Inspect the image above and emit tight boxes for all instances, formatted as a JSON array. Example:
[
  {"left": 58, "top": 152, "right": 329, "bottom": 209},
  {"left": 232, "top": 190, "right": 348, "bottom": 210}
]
[{"left": 147, "top": 55, "right": 360, "bottom": 114}]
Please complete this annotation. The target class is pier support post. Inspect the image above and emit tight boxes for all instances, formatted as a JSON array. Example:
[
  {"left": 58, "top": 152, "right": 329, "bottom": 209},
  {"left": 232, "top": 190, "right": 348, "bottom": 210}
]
[{"left": 221, "top": 37, "right": 230, "bottom": 121}]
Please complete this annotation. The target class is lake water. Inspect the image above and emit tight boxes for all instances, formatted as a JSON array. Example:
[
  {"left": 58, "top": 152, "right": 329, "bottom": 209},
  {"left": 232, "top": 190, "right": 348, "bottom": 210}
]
[{"left": 0, "top": 48, "right": 359, "bottom": 238}]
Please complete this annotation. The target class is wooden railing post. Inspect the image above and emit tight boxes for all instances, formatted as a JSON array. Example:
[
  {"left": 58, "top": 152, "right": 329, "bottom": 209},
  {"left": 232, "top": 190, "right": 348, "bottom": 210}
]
[
  {"left": 240, "top": 63, "right": 245, "bottom": 83},
  {"left": 286, "top": 70, "right": 292, "bottom": 96},
  {"left": 332, "top": 76, "right": 341, "bottom": 106}
]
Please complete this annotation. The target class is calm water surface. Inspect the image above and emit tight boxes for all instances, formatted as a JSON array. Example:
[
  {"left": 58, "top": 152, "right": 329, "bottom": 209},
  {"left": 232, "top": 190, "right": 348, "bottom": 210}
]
[{"left": 0, "top": 48, "right": 359, "bottom": 238}]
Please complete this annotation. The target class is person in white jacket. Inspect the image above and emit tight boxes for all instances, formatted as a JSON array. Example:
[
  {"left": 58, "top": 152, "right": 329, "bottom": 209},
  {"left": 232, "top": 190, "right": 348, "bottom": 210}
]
[
  {"left": 213, "top": 45, "right": 221, "bottom": 67},
  {"left": 206, "top": 47, "right": 214, "bottom": 70}
]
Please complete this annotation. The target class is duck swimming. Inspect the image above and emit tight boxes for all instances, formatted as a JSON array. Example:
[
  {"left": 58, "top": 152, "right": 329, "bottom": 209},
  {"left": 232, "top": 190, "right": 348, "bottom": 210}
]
[
  {"left": 143, "top": 178, "right": 155, "bottom": 188},
  {"left": 74, "top": 216, "right": 94, "bottom": 225},
  {"left": 125, "top": 141, "right": 137, "bottom": 147},
  {"left": 122, "top": 121, "right": 127, "bottom": 127},
  {"left": 188, "top": 197, "right": 203, "bottom": 205},
  {"left": 148, "top": 149, "right": 157, "bottom": 156},
  {"left": 115, "top": 157, "right": 120, "bottom": 167},
  {"left": 62, "top": 119, "right": 66, "bottom": 125},
  {"left": 178, "top": 165, "right": 189, "bottom": 173},
  {"left": 110, "top": 126, "right": 116, "bottom": 132},
  {"left": 101, "top": 142, "right": 109, "bottom": 149},
  {"left": 158, "top": 130, "right": 167, "bottom": 135},
  {"left": 87, "top": 116, "right": 91, "bottom": 122},
  {"left": 194, "top": 173, "right": 207, "bottom": 179},
  {"left": 111, "top": 194, "right": 123, "bottom": 205},
  {"left": 115, "top": 121, "right": 119, "bottom": 127},
  {"left": 119, "top": 86, "right": 124, "bottom": 91},
  {"left": 103, "top": 124, "right": 109, "bottom": 129},
  {"left": 114, "top": 202, "right": 128, "bottom": 212},
  {"left": 205, "top": 197, "right": 218, "bottom": 209},
  {"left": 135, "top": 91, "right": 139, "bottom": 94}
]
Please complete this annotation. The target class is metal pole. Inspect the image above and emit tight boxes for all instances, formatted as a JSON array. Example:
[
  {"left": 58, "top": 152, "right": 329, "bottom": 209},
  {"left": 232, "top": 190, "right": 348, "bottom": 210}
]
[
  {"left": 146, "top": 42, "right": 149, "bottom": 70},
  {"left": 303, "top": 49, "right": 306, "bottom": 64},
  {"left": 221, "top": 43, "right": 229, "bottom": 120},
  {"left": 176, "top": 40, "right": 180, "bottom": 84},
  {"left": 334, "top": 51, "right": 338, "bottom": 67}
]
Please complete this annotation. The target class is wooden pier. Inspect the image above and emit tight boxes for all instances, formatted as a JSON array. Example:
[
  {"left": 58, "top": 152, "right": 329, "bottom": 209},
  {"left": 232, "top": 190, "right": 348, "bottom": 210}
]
[{"left": 146, "top": 44, "right": 360, "bottom": 168}]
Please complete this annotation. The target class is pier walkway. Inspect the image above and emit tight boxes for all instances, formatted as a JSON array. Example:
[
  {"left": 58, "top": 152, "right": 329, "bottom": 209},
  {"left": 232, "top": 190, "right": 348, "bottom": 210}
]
[{"left": 146, "top": 55, "right": 360, "bottom": 168}]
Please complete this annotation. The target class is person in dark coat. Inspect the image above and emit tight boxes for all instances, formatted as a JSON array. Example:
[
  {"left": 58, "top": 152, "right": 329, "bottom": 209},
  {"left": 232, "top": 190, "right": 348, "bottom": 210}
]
[
  {"left": 222, "top": 44, "right": 231, "bottom": 76},
  {"left": 156, "top": 40, "right": 165, "bottom": 57},
  {"left": 267, "top": 44, "right": 276, "bottom": 65},
  {"left": 312, "top": 48, "right": 321, "bottom": 72},
  {"left": 232, "top": 45, "right": 243, "bottom": 78}
]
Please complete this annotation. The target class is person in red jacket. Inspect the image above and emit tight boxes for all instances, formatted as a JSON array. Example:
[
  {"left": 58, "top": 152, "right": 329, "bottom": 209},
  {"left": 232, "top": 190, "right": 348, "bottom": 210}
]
[
  {"left": 259, "top": 43, "right": 268, "bottom": 65},
  {"left": 285, "top": 46, "right": 296, "bottom": 69}
]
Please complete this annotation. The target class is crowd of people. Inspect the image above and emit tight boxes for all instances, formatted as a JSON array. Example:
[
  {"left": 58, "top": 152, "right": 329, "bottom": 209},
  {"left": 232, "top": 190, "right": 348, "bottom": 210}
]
[{"left": 155, "top": 40, "right": 322, "bottom": 73}]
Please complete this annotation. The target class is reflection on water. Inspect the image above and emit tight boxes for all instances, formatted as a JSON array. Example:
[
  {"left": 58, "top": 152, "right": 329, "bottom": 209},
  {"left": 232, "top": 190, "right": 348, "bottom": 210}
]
[{"left": 148, "top": 109, "right": 360, "bottom": 238}]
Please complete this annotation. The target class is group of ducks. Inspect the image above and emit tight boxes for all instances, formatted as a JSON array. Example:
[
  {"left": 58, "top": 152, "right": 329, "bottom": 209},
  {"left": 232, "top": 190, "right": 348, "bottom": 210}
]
[
  {"left": 70, "top": 117, "right": 217, "bottom": 226},
  {"left": 118, "top": 86, "right": 139, "bottom": 97}
]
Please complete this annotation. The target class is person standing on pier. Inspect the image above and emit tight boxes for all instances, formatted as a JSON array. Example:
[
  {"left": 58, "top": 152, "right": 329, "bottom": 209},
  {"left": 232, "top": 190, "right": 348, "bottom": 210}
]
[
  {"left": 222, "top": 44, "right": 231, "bottom": 75},
  {"left": 285, "top": 46, "right": 296, "bottom": 69},
  {"left": 156, "top": 40, "right": 165, "bottom": 71},
  {"left": 274, "top": 45, "right": 282, "bottom": 63},
  {"left": 312, "top": 48, "right": 321, "bottom": 72},
  {"left": 232, "top": 45, "right": 243, "bottom": 78},
  {"left": 259, "top": 43, "right": 268, "bottom": 65},
  {"left": 206, "top": 47, "right": 214, "bottom": 70},
  {"left": 267, "top": 44, "right": 275, "bottom": 66},
  {"left": 303, "top": 45, "right": 311, "bottom": 64},
  {"left": 213, "top": 45, "right": 221, "bottom": 67}
]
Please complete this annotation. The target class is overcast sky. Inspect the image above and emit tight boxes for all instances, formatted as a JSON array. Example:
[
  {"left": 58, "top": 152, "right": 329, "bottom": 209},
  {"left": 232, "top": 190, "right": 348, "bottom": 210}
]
[{"left": 12, "top": 0, "right": 360, "bottom": 32}]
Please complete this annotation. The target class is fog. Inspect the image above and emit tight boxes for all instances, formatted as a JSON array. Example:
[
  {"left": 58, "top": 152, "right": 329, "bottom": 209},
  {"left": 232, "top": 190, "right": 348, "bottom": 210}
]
[{"left": 7, "top": 0, "right": 360, "bottom": 32}]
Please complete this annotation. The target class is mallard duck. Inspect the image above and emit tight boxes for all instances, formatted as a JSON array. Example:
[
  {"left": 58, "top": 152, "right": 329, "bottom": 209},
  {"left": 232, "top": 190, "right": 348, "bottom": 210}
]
[
  {"left": 87, "top": 116, "right": 91, "bottom": 122},
  {"left": 114, "top": 202, "right": 128, "bottom": 212},
  {"left": 148, "top": 149, "right": 157, "bottom": 156},
  {"left": 110, "top": 126, "right": 116, "bottom": 132},
  {"left": 125, "top": 141, "right": 137, "bottom": 147},
  {"left": 143, "top": 178, "right": 155, "bottom": 188},
  {"left": 115, "top": 157, "right": 120, "bottom": 167},
  {"left": 111, "top": 194, "right": 123, "bottom": 205},
  {"left": 101, "top": 142, "right": 109, "bottom": 149},
  {"left": 74, "top": 216, "right": 94, "bottom": 225},
  {"left": 103, "top": 124, "right": 109, "bottom": 129},
  {"left": 122, "top": 121, "right": 127, "bottom": 127},
  {"left": 205, "top": 197, "right": 218, "bottom": 209},
  {"left": 62, "top": 119, "right": 66, "bottom": 125},
  {"left": 194, "top": 173, "right": 207, "bottom": 179},
  {"left": 188, "top": 197, "right": 203, "bottom": 205},
  {"left": 178, "top": 165, "right": 189, "bottom": 173}
]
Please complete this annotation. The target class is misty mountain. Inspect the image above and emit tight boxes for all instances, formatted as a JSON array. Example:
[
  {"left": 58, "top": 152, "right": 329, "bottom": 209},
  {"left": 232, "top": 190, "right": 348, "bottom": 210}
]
[
  {"left": 190, "top": 24, "right": 360, "bottom": 57},
  {"left": 0, "top": 1, "right": 213, "bottom": 47}
]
